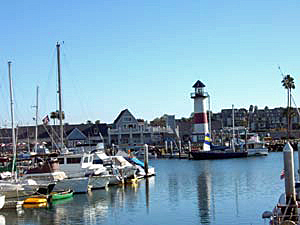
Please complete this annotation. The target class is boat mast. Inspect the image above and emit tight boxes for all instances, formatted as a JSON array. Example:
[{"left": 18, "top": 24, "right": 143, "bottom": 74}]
[
  {"left": 34, "top": 85, "right": 39, "bottom": 153},
  {"left": 232, "top": 104, "right": 235, "bottom": 152},
  {"left": 56, "top": 42, "right": 64, "bottom": 152},
  {"left": 8, "top": 61, "right": 17, "bottom": 176}
]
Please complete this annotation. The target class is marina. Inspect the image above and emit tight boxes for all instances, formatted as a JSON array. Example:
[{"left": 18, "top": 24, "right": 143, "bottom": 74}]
[
  {"left": 0, "top": 153, "right": 290, "bottom": 225},
  {"left": 1, "top": 1, "right": 300, "bottom": 224}
]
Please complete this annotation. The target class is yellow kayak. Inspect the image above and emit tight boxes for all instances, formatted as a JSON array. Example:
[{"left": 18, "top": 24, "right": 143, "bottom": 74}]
[
  {"left": 24, "top": 196, "right": 48, "bottom": 204},
  {"left": 23, "top": 202, "right": 47, "bottom": 208}
]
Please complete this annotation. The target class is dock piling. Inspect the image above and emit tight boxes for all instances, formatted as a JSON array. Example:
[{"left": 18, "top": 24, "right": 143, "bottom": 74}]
[
  {"left": 283, "top": 142, "right": 298, "bottom": 220},
  {"left": 188, "top": 141, "right": 191, "bottom": 160},
  {"left": 144, "top": 144, "right": 149, "bottom": 176}
]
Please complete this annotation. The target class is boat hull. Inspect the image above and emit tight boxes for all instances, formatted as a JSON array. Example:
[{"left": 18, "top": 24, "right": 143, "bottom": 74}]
[
  {"left": 51, "top": 190, "right": 73, "bottom": 200},
  {"left": 53, "top": 177, "right": 89, "bottom": 193},
  {"left": 247, "top": 148, "right": 268, "bottom": 157},
  {"left": 0, "top": 195, "right": 5, "bottom": 210},
  {"left": 191, "top": 151, "right": 248, "bottom": 160},
  {"left": 89, "top": 175, "right": 110, "bottom": 189}
]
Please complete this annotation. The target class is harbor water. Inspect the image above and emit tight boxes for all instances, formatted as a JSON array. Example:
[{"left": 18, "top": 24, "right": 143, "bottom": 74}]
[{"left": 0, "top": 153, "right": 292, "bottom": 225}]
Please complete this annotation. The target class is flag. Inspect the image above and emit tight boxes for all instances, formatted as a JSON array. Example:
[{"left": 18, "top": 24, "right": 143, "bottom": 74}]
[
  {"left": 42, "top": 115, "right": 50, "bottom": 125},
  {"left": 280, "top": 169, "right": 285, "bottom": 179}
]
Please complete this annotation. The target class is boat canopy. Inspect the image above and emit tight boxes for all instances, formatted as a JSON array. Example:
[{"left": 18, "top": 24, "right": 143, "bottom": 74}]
[{"left": 126, "top": 157, "right": 145, "bottom": 168}]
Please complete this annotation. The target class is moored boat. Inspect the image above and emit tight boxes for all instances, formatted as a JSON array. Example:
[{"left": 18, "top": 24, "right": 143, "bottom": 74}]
[
  {"left": 23, "top": 202, "right": 47, "bottom": 209},
  {"left": 190, "top": 150, "right": 248, "bottom": 160},
  {"left": 23, "top": 195, "right": 48, "bottom": 204},
  {"left": 51, "top": 189, "right": 73, "bottom": 201}
]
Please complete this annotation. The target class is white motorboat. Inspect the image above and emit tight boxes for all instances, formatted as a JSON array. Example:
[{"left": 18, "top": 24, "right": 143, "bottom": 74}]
[
  {"left": 241, "top": 134, "right": 269, "bottom": 157},
  {"left": 22, "top": 157, "right": 90, "bottom": 193},
  {"left": 57, "top": 152, "right": 111, "bottom": 189}
]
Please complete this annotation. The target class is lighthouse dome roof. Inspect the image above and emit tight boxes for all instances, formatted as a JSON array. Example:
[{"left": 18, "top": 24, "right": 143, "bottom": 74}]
[{"left": 192, "top": 80, "right": 205, "bottom": 88}]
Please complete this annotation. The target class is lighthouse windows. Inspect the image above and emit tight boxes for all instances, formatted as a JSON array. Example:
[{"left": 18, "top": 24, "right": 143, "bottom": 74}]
[{"left": 196, "top": 87, "right": 203, "bottom": 95}]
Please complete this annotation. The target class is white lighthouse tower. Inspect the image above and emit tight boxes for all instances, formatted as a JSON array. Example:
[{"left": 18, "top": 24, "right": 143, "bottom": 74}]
[{"left": 191, "top": 80, "right": 210, "bottom": 151}]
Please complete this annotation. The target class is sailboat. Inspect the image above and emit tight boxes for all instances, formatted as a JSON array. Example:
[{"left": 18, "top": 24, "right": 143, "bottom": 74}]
[
  {"left": 0, "top": 62, "right": 40, "bottom": 203},
  {"left": 22, "top": 43, "right": 90, "bottom": 193}
]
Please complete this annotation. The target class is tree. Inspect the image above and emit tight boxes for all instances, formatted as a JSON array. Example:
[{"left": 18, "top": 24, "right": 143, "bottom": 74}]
[
  {"left": 86, "top": 120, "right": 92, "bottom": 124},
  {"left": 282, "top": 74, "right": 295, "bottom": 139},
  {"left": 95, "top": 120, "right": 100, "bottom": 124},
  {"left": 150, "top": 117, "right": 165, "bottom": 127},
  {"left": 50, "top": 111, "right": 65, "bottom": 120},
  {"left": 249, "top": 105, "right": 254, "bottom": 113}
]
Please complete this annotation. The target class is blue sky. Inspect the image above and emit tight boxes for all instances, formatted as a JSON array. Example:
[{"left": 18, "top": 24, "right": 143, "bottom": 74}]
[{"left": 0, "top": 0, "right": 299, "bottom": 126}]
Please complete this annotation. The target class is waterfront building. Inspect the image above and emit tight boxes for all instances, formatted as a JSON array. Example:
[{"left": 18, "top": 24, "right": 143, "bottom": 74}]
[
  {"left": 107, "top": 109, "right": 176, "bottom": 151},
  {"left": 212, "top": 106, "right": 300, "bottom": 132},
  {"left": 1, "top": 104, "right": 300, "bottom": 152}
]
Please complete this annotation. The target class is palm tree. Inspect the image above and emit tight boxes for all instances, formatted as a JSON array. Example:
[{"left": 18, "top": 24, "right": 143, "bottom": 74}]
[{"left": 282, "top": 74, "right": 295, "bottom": 139}]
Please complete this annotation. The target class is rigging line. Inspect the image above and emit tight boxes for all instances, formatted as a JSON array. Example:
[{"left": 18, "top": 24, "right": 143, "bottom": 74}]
[
  {"left": 61, "top": 47, "right": 91, "bottom": 122},
  {"left": 0, "top": 70, "right": 9, "bottom": 128},
  {"left": 278, "top": 65, "right": 300, "bottom": 119},
  {"left": 40, "top": 47, "right": 57, "bottom": 119},
  {"left": 41, "top": 124, "right": 60, "bottom": 151}
]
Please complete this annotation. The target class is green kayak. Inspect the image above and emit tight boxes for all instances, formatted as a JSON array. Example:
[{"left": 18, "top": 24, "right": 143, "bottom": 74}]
[{"left": 51, "top": 190, "right": 73, "bottom": 201}]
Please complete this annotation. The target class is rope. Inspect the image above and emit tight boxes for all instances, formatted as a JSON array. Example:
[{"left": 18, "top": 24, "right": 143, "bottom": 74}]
[{"left": 41, "top": 124, "right": 61, "bottom": 151}]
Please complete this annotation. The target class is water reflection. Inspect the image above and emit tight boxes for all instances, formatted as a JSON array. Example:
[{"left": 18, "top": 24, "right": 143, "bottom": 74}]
[
  {"left": 197, "top": 170, "right": 212, "bottom": 224},
  {"left": 0, "top": 156, "right": 282, "bottom": 225},
  {"left": 168, "top": 175, "right": 179, "bottom": 204},
  {"left": 145, "top": 178, "right": 150, "bottom": 213}
]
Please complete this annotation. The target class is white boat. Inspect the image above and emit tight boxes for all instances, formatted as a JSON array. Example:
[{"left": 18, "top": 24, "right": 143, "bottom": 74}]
[
  {"left": 241, "top": 133, "right": 269, "bottom": 157},
  {"left": 0, "top": 179, "right": 40, "bottom": 199},
  {"left": 22, "top": 157, "right": 90, "bottom": 193},
  {"left": 57, "top": 152, "right": 111, "bottom": 189},
  {"left": 246, "top": 141, "right": 269, "bottom": 156},
  {"left": 0, "top": 194, "right": 5, "bottom": 210},
  {"left": 93, "top": 144, "right": 138, "bottom": 184},
  {"left": 110, "top": 156, "right": 137, "bottom": 180}
]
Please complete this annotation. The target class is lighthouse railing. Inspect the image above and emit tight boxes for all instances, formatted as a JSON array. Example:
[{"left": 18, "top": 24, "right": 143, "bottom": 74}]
[{"left": 190, "top": 92, "right": 209, "bottom": 98}]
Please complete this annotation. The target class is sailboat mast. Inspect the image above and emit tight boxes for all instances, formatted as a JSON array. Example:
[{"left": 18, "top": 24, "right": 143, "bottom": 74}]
[
  {"left": 34, "top": 85, "right": 39, "bottom": 153},
  {"left": 232, "top": 104, "right": 235, "bottom": 152},
  {"left": 56, "top": 42, "right": 64, "bottom": 151},
  {"left": 8, "top": 61, "right": 16, "bottom": 175}
]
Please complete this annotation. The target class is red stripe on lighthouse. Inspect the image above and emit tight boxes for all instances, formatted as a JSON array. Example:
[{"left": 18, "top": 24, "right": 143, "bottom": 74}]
[{"left": 194, "top": 112, "right": 208, "bottom": 124}]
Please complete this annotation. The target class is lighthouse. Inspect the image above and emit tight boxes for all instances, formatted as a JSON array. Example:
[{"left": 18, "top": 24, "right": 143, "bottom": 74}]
[{"left": 191, "top": 80, "right": 210, "bottom": 151}]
